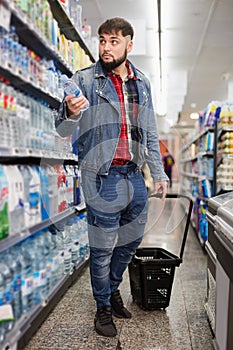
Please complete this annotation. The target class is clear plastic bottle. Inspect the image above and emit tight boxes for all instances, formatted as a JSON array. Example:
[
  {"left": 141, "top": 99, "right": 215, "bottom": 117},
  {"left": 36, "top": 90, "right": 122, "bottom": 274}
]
[
  {"left": 0, "top": 267, "right": 6, "bottom": 344},
  {"left": 0, "top": 79, "right": 9, "bottom": 148},
  {"left": 8, "top": 85, "right": 20, "bottom": 148},
  {"left": 56, "top": 221, "right": 72, "bottom": 274},
  {"left": 60, "top": 74, "right": 89, "bottom": 111},
  {"left": 35, "top": 230, "right": 53, "bottom": 293},
  {"left": 69, "top": 217, "right": 80, "bottom": 266},
  {"left": 9, "top": 26, "right": 19, "bottom": 68},
  {"left": 0, "top": 258, "right": 14, "bottom": 333},
  {"left": 63, "top": 220, "right": 73, "bottom": 272},
  {"left": 0, "top": 164, "right": 9, "bottom": 240},
  {"left": 24, "top": 236, "right": 47, "bottom": 306},
  {"left": 36, "top": 166, "right": 50, "bottom": 220},
  {"left": 2, "top": 165, "right": 25, "bottom": 236},
  {"left": 47, "top": 60, "right": 56, "bottom": 95},
  {"left": 64, "top": 165, "right": 74, "bottom": 207},
  {"left": 0, "top": 27, "right": 5, "bottom": 66},
  {"left": 45, "top": 228, "right": 61, "bottom": 288},
  {"left": 79, "top": 213, "right": 89, "bottom": 258},
  {"left": 3, "top": 249, "right": 22, "bottom": 321},
  {"left": 50, "top": 225, "right": 65, "bottom": 280},
  {"left": 17, "top": 244, "right": 34, "bottom": 314}
]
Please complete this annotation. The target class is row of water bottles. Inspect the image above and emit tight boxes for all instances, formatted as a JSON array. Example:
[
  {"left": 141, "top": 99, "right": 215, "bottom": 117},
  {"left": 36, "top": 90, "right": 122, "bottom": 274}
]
[
  {"left": 0, "top": 213, "right": 89, "bottom": 345},
  {"left": 0, "top": 25, "right": 64, "bottom": 97},
  {"left": 0, "top": 78, "right": 72, "bottom": 154},
  {"left": 0, "top": 163, "right": 84, "bottom": 240}
]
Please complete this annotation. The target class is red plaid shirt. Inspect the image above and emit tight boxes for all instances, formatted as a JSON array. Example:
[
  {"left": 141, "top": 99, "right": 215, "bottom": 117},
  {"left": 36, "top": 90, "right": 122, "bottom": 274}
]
[{"left": 108, "top": 61, "right": 138, "bottom": 166}]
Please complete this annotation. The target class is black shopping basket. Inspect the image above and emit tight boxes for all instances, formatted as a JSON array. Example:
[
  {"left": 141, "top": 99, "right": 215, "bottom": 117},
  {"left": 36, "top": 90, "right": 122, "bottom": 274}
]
[{"left": 128, "top": 193, "right": 193, "bottom": 310}]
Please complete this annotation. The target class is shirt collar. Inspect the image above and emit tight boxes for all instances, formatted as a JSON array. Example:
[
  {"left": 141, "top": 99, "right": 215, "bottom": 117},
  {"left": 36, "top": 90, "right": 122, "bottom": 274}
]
[{"left": 108, "top": 60, "right": 137, "bottom": 80}]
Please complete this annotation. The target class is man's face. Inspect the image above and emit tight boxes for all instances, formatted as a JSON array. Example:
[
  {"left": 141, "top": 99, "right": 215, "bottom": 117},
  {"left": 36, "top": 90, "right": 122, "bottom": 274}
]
[{"left": 99, "top": 31, "right": 133, "bottom": 71}]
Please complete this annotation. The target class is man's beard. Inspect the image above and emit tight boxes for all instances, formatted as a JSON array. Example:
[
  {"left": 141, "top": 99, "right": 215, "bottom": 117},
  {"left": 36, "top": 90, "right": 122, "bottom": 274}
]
[{"left": 99, "top": 49, "right": 127, "bottom": 72}]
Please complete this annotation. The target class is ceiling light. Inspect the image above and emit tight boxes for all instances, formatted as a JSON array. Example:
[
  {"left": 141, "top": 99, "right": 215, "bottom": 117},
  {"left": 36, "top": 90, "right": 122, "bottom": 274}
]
[
  {"left": 190, "top": 102, "right": 196, "bottom": 108},
  {"left": 190, "top": 112, "right": 199, "bottom": 120}
]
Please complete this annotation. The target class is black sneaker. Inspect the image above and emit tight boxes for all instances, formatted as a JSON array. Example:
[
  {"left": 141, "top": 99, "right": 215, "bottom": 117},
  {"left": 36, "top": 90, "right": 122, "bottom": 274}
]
[
  {"left": 94, "top": 306, "right": 117, "bottom": 337},
  {"left": 110, "top": 290, "right": 132, "bottom": 319}
]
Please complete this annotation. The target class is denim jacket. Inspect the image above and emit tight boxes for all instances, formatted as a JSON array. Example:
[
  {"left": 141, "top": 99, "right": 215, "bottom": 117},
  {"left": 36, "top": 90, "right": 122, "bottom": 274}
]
[{"left": 55, "top": 60, "right": 168, "bottom": 182}]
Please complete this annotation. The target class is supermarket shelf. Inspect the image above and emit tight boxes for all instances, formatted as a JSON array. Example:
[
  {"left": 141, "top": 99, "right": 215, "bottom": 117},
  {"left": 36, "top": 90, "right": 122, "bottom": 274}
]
[
  {"left": 180, "top": 156, "right": 198, "bottom": 163},
  {"left": 0, "top": 63, "right": 61, "bottom": 109},
  {"left": 2, "top": 257, "right": 89, "bottom": 350},
  {"left": 75, "top": 202, "right": 86, "bottom": 212},
  {"left": 0, "top": 148, "right": 78, "bottom": 164},
  {"left": 47, "top": 0, "right": 95, "bottom": 62},
  {"left": 197, "top": 232, "right": 206, "bottom": 247},
  {"left": 198, "top": 151, "right": 214, "bottom": 157},
  {"left": 217, "top": 153, "right": 233, "bottom": 167},
  {"left": 198, "top": 195, "right": 210, "bottom": 203},
  {"left": 218, "top": 185, "right": 233, "bottom": 192},
  {"left": 180, "top": 171, "right": 199, "bottom": 179},
  {"left": 198, "top": 175, "right": 214, "bottom": 181},
  {"left": 181, "top": 171, "right": 213, "bottom": 181},
  {"left": 3, "top": 0, "right": 73, "bottom": 76},
  {"left": 180, "top": 151, "right": 214, "bottom": 163},
  {"left": 0, "top": 207, "right": 77, "bottom": 254},
  {"left": 218, "top": 126, "right": 233, "bottom": 139},
  {"left": 217, "top": 153, "right": 233, "bottom": 159},
  {"left": 181, "top": 127, "right": 214, "bottom": 152}
]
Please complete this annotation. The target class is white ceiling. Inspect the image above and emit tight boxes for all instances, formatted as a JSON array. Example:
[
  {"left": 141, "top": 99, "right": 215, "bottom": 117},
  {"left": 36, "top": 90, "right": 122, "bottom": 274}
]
[{"left": 78, "top": 0, "right": 233, "bottom": 133}]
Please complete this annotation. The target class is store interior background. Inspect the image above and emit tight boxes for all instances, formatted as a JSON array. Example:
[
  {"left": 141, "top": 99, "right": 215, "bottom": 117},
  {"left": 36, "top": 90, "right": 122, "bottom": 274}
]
[{"left": 79, "top": 0, "right": 233, "bottom": 184}]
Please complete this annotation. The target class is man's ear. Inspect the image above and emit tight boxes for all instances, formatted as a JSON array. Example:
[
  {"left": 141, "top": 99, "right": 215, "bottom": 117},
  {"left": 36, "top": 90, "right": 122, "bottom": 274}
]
[{"left": 127, "top": 40, "right": 133, "bottom": 54}]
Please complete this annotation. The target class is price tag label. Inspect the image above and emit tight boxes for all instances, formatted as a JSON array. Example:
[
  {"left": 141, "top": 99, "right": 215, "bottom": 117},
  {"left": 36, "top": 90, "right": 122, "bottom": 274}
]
[
  {"left": 0, "top": 304, "right": 14, "bottom": 321},
  {"left": 0, "top": 4, "right": 11, "bottom": 32}
]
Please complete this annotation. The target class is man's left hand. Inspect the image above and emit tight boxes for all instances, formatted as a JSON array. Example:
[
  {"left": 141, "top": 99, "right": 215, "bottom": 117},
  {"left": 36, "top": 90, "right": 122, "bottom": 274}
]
[{"left": 153, "top": 181, "right": 168, "bottom": 199}]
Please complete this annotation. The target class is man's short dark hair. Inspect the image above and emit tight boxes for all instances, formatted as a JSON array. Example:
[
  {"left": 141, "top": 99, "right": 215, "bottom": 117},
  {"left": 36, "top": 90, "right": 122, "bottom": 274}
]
[{"left": 98, "top": 17, "right": 134, "bottom": 39}]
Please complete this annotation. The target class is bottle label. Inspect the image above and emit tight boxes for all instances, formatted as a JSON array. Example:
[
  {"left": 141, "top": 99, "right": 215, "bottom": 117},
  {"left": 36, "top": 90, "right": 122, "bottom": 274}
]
[
  {"left": 0, "top": 291, "right": 6, "bottom": 306},
  {"left": 14, "top": 273, "right": 21, "bottom": 292},
  {"left": 33, "top": 270, "right": 47, "bottom": 287},
  {"left": 21, "top": 276, "right": 33, "bottom": 296},
  {"left": 73, "top": 89, "right": 80, "bottom": 97}
]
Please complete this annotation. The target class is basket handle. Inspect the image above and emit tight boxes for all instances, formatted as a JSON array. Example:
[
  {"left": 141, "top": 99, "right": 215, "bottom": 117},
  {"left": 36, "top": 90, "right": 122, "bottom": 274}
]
[{"left": 148, "top": 193, "right": 193, "bottom": 260}]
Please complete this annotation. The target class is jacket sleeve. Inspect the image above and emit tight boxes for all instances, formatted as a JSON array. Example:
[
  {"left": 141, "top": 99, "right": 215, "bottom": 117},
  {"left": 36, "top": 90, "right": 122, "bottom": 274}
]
[{"left": 55, "top": 100, "right": 81, "bottom": 138}]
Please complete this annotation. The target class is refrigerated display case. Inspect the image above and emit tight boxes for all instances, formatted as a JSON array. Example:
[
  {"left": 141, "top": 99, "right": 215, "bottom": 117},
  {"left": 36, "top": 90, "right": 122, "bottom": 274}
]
[{"left": 207, "top": 192, "right": 233, "bottom": 350}]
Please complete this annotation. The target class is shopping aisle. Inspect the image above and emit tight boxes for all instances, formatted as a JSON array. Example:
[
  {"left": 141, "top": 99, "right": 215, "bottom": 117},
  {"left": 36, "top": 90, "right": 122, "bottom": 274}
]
[{"left": 24, "top": 189, "right": 214, "bottom": 350}]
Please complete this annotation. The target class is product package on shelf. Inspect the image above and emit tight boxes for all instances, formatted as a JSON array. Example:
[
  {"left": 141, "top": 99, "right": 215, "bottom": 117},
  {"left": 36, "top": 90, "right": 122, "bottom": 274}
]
[
  {"left": 200, "top": 101, "right": 233, "bottom": 130},
  {"left": 202, "top": 101, "right": 221, "bottom": 128},
  {"left": 199, "top": 178, "right": 213, "bottom": 199},
  {"left": 2, "top": 165, "right": 25, "bottom": 236},
  {"left": 0, "top": 165, "right": 9, "bottom": 240},
  {"left": 217, "top": 157, "right": 233, "bottom": 192},
  {"left": 199, "top": 201, "right": 208, "bottom": 242},
  {"left": 218, "top": 131, "right": 233, "bottom": 155}
]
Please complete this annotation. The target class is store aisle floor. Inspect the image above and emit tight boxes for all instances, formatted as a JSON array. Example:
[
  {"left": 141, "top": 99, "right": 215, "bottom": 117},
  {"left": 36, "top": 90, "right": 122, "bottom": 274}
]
[{"left": 24, "top": 186, "right": 214, "bottom": 350}]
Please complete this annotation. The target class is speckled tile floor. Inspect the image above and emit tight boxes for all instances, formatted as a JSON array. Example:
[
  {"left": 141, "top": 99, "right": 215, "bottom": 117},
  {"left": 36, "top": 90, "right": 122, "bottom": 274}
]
[{"left": 23, "top": 190, "right": 214, "bottom": 350}]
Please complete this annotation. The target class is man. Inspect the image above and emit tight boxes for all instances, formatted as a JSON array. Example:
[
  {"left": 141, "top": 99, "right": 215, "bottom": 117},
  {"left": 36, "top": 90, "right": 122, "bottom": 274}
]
[
  {"left": 162, "top": 149, "right": 175, "bottom": 188},
  {"left": 56, "top": 17, "right": 168, "bottom": 337}
]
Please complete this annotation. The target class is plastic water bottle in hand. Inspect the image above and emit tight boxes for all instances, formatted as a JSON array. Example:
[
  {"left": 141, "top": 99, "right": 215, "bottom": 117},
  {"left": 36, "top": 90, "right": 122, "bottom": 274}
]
[{"left": 60, "top": 74, "right": 89, "bottom": 111}]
